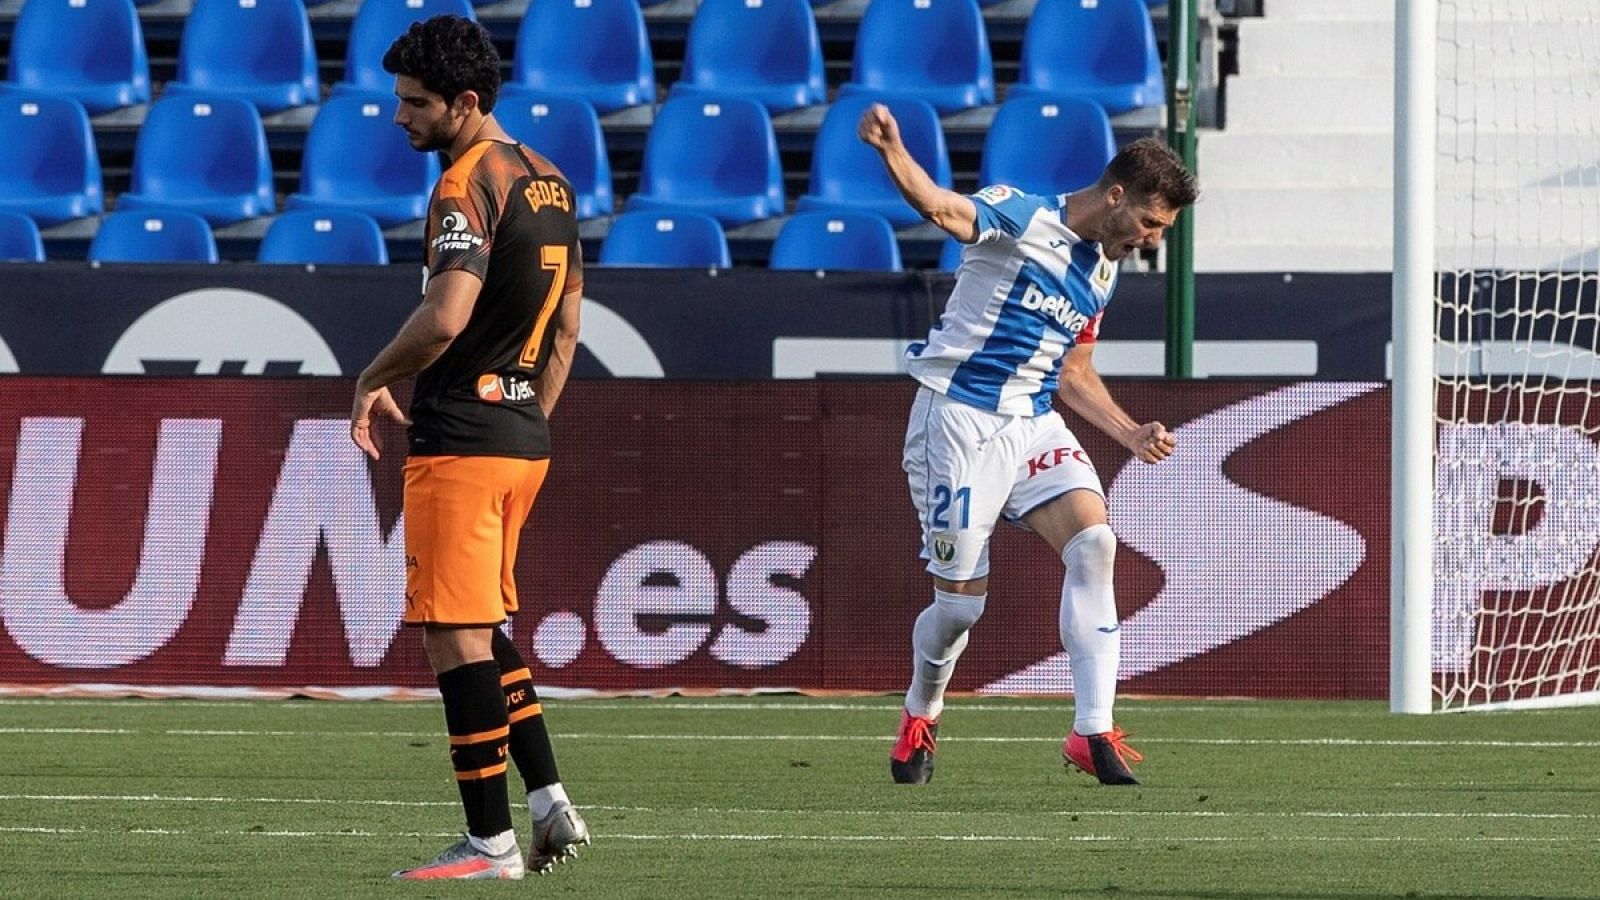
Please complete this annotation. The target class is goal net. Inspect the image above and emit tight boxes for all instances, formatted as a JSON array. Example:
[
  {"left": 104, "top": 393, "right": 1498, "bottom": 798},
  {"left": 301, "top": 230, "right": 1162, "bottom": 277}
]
[{"left": 1431, "top": 0, "right": 1600, "bottom": 710}]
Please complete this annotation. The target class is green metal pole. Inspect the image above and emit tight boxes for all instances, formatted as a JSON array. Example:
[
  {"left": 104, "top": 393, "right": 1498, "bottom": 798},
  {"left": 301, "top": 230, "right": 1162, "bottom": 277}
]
[{"left": 1164, "top": 0, "right": 1199, "bottom": 378}]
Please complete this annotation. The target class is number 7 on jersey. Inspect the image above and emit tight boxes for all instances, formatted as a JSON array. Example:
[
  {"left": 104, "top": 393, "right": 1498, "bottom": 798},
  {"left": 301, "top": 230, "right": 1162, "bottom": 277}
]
[{"left": 518, "top": 244, "right": 569, "bottom": 369}]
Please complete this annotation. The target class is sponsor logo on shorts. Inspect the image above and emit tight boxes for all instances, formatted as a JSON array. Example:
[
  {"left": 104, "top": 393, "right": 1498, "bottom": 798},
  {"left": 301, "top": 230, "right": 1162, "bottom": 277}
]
[
  {"left": 932, "top": 533, "right": 957, "bottom": 564},
  {"left": 1027, "top": 447, "right": 1094, "bottom": 478}
]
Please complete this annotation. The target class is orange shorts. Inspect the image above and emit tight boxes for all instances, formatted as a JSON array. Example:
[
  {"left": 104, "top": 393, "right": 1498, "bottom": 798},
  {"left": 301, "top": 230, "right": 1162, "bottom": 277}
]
[{"left": 402, "top": 455, "right": 550, "bottom": 627}]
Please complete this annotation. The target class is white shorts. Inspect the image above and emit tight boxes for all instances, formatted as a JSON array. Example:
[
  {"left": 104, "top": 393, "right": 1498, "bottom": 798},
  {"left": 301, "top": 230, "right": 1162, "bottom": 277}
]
[{"left": 903, "top": 386, "right": 1104, "bottom": 581}]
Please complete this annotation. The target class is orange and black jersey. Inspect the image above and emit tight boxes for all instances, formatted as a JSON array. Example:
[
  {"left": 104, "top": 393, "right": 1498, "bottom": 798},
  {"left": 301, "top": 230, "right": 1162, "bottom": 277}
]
[{"left": 408, "top": 139, "right": 583, "bottom": 460}]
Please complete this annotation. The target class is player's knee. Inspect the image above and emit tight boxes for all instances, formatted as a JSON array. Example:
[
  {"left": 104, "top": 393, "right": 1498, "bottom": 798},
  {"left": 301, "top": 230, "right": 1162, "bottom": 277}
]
[
  {"left": 1062, "top": 523, "right": 1116, "bottom": 583},
  {"left": 933, "top": 588, "right": 986, "bottom": 632}
]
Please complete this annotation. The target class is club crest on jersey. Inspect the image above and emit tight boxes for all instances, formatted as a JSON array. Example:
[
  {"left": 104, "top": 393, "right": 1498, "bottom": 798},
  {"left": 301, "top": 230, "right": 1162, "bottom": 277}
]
[
  {"left": 1093, "top": 258, "right": 1116, "bottom": 290},
  {"left": 931, "top": 533, "right": 957, "bottom": 564},
  {"left": 974, "top": 184, "right": 1015, "bottom": 205},
  {"left": 476, "top": 373, "right": 536, "bottom": 404},
  {"left": 1019, "top": 283, "right": 1093, "bottom": 335}
]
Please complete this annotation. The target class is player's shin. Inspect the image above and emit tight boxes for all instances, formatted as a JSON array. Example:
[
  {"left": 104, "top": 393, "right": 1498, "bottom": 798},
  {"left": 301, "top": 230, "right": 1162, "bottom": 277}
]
[
  {"left": 437, "top": 661, "right": 516, "bottom": 853},
  {"left": 905, "top": 589, "right": 986, "bottom": 720},
  {"left": 1059, "top": 524, "right": 1120, "bottom": 736}
]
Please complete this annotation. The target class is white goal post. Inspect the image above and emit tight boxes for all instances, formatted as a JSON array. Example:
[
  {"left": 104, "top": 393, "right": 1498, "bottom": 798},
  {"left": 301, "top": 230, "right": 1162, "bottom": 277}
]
[{"left": 1393, "top": 0, "right": 1600, "bottom": 712}]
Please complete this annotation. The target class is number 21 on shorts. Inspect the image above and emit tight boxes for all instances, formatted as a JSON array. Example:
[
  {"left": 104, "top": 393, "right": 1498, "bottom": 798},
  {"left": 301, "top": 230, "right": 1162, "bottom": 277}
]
[{"left": 930, "top": 484, "right": 971, "bottom": 529}]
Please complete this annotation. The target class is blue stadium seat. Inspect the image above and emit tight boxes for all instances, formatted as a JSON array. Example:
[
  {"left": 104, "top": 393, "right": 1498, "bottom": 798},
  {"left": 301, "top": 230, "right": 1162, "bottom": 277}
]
[
  {"left": 841, "top": 0, "right": 994, "bottom": 113},
  {"left": 978, "top": 95, "right": 1116, "bottom": 196},
  {"left": 511, "top": 0, "right": 653, "bottom": 115},
  {"left": 335, "top": 0, "right": 476, "bottom": 97},
  {"left": 284, "top": 93, "right": 440, "bottom": 227},
  {"left": 257, "top": 210, "right": 389, "bottom": 265},
  {"left": 3, "top": 0, "right": 150, "bottom": 115},
  {"left": 625, "top": 95, "right": 784, "bottom": 227},
  {"left": 495, "top": 89, "right": 611, "bottom": 220},
  {"left": 0, "top": 212, "right": 46, "bottom": 262},
  {"left": 163, "top": 0, "right": 319, "bottom": 114},
  {"left": 795, "top": 94, "right": 950, "bottom": 228},
  {"left": 599, "top": 211, "right": 731, "bottom": 268},
  {"left": 671, "top": 0, "right": 825, "bottom": 113},
  {"left": 0, "top": 95, "right": 103, "bottom": 227},
  {"left": 1011, "top": 0, "right": 1165, "bottom": 115},
  {"left": 769, "top": 211, "right": 902, "bottom": 272},
  {"left": 88, "top": 210, "right": 219, "bottom": 263},
  {"left": 116, "top": 96, "right": 275, "bottom": 226},
  {"left": 938, "top": 236, "right": 963, "bottom": 271}
]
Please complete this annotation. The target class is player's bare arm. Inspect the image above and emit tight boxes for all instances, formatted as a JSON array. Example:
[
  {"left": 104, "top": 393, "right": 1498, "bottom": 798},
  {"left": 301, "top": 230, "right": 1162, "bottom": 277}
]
[
  {"left": 350, "top": 270, "right": 482, "bottom": 460},
  {"left": 859, "top": 103, "right": 979, "bottom": 242},
  {"left": 534, "top": 286, "right": 582, "bottom": 418},
  {"left": 1056, "top": 344, "right": 1174, "bottom": 464}
]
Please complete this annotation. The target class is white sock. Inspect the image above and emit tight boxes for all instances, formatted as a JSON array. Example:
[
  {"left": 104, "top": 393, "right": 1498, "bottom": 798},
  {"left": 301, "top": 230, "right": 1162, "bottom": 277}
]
[
  {"left": 468, "top": 828, "right": 517, "bottom": 857},
  {"left": 1060, "top": 524, "right": 1120, "bottom": 736},
  {"left": 529, "top": 782, "right": 569, "bottom": 820},
  {"left": 904, "top": 589, "right": 986, "bottom": 720}
]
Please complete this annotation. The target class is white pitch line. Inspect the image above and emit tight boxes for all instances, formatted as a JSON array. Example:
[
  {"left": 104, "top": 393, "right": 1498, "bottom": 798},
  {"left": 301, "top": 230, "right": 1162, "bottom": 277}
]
[
  {"left": 0, "top": 794, "right": 455, "bottom": 808},
  {"left": 0, "top": 723, "right": 133, "bottom": 733},
  {"left": 1, "top": 794, "right": 1594, "bottom": 823},
  {"left": 2, "top": 727, "right": 1598, "bottom": 749},
  {"left": 0, "top": 825, "right": 1591, "bottom": 845}
]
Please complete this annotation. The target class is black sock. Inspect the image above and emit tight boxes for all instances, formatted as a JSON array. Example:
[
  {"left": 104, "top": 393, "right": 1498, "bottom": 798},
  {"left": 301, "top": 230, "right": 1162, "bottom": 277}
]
[
  {"left": 436, "top": 660, "right": 513, "bottom": 840},
  {"left": 492, "top": 629, "right": 562, "bottom": 791}
]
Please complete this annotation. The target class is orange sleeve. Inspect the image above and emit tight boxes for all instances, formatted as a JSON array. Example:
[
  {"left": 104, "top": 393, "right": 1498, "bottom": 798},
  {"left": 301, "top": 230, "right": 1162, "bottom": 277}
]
[{"left": 425, "top": 144, "right": 500, "bottom": 281}]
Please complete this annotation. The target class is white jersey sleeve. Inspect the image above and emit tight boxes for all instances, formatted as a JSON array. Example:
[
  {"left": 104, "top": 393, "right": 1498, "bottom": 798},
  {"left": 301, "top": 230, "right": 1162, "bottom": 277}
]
[{"left": 969, "top": 185, "right": 1054, "bottom": 245}]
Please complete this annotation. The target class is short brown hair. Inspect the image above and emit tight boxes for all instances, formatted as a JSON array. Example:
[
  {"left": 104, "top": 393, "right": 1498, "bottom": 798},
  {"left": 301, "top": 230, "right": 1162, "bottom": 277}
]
[{"left": 1100, "top": 137, "right": 1199, "bottom": 209}]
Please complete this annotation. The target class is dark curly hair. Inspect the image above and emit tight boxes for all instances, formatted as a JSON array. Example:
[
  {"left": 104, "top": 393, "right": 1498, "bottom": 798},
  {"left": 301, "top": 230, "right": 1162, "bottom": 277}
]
[
  {"left": 1101, "top": 137, "right": 1199, "bottom": 210},
  {"left": 382, "top": 15, "right": 501, "bottom": 113}
]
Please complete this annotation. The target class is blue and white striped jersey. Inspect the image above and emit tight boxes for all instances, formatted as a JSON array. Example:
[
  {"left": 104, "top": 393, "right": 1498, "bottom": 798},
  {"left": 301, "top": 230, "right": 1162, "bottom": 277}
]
[{"left": 906, "top": 185, "right": 1118, "bottom": 417}]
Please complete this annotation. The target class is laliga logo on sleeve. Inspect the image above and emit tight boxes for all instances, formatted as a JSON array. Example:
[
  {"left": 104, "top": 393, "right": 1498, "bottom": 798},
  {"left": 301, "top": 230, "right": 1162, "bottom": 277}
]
[{"left": 975, "top": 184, "right": 1014, "bottom": 204}]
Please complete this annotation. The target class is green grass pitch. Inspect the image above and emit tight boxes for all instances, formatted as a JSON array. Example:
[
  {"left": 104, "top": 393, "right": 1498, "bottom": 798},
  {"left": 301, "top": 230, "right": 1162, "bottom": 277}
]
[{"left": 1, "top": 696, "right": 1598, "bottom": 899}]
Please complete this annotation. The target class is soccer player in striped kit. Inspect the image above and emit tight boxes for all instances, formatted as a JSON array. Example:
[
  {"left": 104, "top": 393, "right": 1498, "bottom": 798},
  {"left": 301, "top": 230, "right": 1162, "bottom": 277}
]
[{"left": 858, "top": 103, "right": 1198, "bottom": 786}]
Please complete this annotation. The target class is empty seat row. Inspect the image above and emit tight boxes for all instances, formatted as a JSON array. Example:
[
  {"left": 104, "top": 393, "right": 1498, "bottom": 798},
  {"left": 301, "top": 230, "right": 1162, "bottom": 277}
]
[
  {"left": 0, "top": 206, "right": 911, "bottom": 270},
  {"left": 0, "top": 208, "right": 390, "bottom": 264},
  {"left": 600, "top": 210, "right": 906, "bottom": 271},
  {"left": 0, "top": 92, "right": 436, "bottom": 227},
  {"left": 0, "top": 88, "right": 1114, "bottom": 231},
  {"left": 4, "top": 0, "right": 1162, "bottom": 118}
]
